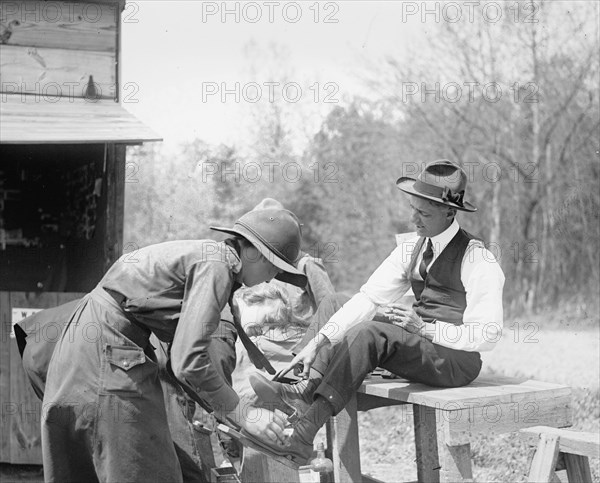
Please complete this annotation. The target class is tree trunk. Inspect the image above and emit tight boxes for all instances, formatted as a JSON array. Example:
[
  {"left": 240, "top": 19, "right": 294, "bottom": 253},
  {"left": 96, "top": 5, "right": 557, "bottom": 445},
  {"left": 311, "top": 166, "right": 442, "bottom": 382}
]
[{"left": 527, "top": 8, "right": 541, "bottom": 312}]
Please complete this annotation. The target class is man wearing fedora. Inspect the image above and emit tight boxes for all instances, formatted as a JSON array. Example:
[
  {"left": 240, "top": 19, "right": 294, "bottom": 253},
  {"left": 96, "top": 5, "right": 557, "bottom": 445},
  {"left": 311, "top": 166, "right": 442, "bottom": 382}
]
[
  {"left": 250, "top": 159, "right": 505, "bottom": 462},
  {"left": 30, "top": 207, "right": 304, "bottom": 482}
]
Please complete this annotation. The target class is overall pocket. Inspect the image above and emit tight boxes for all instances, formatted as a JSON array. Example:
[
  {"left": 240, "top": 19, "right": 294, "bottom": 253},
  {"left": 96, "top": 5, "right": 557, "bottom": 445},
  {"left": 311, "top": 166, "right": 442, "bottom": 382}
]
[{"left": 101, "top": 344, "right": 157, "bottom": 397}]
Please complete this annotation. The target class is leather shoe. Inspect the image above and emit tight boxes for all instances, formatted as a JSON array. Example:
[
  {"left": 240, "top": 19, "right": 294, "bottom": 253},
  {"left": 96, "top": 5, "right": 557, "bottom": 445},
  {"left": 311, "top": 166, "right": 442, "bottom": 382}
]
[
  {"left": 218, "top": 423, "right": 314, "bottom": 466},
  {"left": 238, "top": 427, "right": 314, "bottom": 465},
  {"left": 250, "top": 373, "right": 318, "bottom": 417}
]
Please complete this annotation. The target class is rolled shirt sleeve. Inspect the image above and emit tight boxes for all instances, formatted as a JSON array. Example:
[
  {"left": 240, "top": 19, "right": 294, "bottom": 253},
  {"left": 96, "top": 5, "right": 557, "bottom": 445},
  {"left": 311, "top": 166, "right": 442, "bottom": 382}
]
[
  {"left": 319, "top": 242, "right": 414, "bottom": 345},
  {"left": 170, "top": 260, "right": 240, "bottom": 416}
]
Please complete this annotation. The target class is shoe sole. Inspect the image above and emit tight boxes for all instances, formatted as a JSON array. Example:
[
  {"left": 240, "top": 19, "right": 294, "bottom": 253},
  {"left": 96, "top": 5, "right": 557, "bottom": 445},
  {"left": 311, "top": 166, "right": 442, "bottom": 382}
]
[{"left": 217, "top": 424, "right": 311, "bottom": 467}]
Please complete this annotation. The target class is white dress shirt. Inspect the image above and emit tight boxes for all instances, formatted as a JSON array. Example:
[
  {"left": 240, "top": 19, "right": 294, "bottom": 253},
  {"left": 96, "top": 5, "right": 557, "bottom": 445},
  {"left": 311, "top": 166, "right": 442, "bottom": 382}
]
[{"left": 319, "top": 219, "right": 505, "bottom": 352}]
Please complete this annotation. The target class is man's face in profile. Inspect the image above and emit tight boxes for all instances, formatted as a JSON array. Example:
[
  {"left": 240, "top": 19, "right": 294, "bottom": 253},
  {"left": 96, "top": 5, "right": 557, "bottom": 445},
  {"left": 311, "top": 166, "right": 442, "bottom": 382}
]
[{"left": 408, "top": 197, "right": 452, "bottom": 238}]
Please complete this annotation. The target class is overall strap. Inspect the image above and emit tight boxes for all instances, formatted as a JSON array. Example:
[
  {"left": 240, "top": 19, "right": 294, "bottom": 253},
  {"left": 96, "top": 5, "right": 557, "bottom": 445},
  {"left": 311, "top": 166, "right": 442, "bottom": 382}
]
[{"left": 229, "top": 282, "right": 276, "bottom": 375}]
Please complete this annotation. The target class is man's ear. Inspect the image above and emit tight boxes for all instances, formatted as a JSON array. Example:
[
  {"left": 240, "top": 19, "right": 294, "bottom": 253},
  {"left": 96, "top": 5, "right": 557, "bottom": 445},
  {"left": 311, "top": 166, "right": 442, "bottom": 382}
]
[
  {"left": 240, "top": 240, "right": 261, "bottom": 263},
  {"left": 447, "top": 208, "right": 457, "bottom": 220}
]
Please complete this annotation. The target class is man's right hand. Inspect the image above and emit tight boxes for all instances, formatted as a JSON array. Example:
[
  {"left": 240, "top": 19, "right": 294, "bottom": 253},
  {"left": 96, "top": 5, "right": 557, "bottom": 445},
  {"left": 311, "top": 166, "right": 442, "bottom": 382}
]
[
  {"left": 274, "top": 333, "right": 329, "bottom": 381},
  {"left": 232, "top": 406, "right": 288, "bottom": 445}
]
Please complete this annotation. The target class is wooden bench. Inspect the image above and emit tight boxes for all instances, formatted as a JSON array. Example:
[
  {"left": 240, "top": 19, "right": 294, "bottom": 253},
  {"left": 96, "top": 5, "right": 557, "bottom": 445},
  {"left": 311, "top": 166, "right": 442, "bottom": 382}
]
[
  {"left": 520, "top": 426, "right": 599, "bottom": 483},
  {"left": 326, "top": 374, "right": 572, "bottom": 483}
]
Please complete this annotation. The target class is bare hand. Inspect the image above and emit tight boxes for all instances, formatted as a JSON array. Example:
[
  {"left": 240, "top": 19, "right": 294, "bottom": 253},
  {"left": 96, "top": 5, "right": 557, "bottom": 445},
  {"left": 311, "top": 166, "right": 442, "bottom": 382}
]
[
  {"left": 238, "top": 407, "right": 288, "bottom": 445},
  {"left": 384, "top": 303, "right": 425, "bottom": 334},
  {"left": 274, "top": 336, "right": 321, "bottom": 381}
]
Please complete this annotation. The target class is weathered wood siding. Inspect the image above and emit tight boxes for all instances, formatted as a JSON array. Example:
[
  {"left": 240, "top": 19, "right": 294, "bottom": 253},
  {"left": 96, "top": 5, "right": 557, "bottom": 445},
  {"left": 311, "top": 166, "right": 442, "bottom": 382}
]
[
  {"left": 0, "top": 291, "right": 85, "bottom": 464},
  {"left": 1, "top": 1, "right": 118, "bottom": 51},
  {"left": 0, "top": 1, "right": 118, "bottom": 99}
]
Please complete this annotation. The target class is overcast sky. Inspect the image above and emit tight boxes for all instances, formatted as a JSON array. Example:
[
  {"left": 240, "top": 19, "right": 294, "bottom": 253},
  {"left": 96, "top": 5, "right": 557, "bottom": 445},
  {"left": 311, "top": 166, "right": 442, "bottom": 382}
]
[
  {"left": 119, "top": 1, "right": 597, "bottom": 153},
  {"left": 120, "top": 1, "right": 428, "bottom": 151}
]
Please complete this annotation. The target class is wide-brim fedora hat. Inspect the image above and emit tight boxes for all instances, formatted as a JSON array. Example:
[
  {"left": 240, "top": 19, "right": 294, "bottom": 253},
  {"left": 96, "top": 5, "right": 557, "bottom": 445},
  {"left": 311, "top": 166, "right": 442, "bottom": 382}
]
[
  {"left": 211, "top": 207, "right": 307, "bottom": 288},
  {"left": 396, "top": 159, "right": 477, "bottom": 212}
]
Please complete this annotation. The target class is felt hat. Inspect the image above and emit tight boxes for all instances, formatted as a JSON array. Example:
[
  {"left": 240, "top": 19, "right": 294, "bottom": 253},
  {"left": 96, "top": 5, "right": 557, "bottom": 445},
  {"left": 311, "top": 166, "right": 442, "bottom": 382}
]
[
  {"left": 396, "top": 159, "right": 477, "bottom": 212},
  {"left": 211, "top": 207, "right": 307, "bottom": 287},
  {"left": 252, "top": 198, "right": 284, "bottom": 211},
  {"left": 248, "top": 198, "right": 307, "bottom": 287}
]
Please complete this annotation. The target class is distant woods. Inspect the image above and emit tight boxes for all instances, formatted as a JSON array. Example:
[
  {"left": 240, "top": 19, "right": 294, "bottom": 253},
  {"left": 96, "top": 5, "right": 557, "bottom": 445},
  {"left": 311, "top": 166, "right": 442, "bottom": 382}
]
[{"left": 125, "top": 1, "right": 599, "bottom": 315}]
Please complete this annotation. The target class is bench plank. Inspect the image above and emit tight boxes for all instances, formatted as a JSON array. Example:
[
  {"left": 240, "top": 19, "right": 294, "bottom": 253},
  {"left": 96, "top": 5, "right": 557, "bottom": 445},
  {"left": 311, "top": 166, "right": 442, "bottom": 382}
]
[
  {"left": 520, "top": 426, "right": 600, "bottom": 458},
  {"left": 358, "top": 377, "right": 571, "bottom": 408},
  {"left": 443, "top": 395, "right": 572, "bottom": 445}
]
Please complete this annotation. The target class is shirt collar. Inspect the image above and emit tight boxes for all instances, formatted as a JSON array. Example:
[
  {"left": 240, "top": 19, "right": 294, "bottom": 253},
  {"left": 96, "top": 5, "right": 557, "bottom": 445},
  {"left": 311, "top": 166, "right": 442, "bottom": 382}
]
[
  {"left": 222, "top": 240, "right": 243, "bottom": 275},
  {"left": 428, "top": 219, "right": 460, "bottom": 255}
]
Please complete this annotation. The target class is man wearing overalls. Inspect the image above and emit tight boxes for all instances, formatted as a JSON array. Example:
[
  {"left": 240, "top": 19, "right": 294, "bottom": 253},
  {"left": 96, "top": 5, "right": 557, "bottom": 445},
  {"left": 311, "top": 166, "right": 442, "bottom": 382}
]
[{"left": 22, "top": 207, "right": 305, "bottom": 482}]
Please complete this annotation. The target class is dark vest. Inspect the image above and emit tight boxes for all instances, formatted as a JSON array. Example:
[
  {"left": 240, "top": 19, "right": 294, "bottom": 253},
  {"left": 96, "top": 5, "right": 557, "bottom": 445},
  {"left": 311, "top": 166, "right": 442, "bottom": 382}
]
[{"left": 410, "top": 228, "right": 478, "bottom": 326}]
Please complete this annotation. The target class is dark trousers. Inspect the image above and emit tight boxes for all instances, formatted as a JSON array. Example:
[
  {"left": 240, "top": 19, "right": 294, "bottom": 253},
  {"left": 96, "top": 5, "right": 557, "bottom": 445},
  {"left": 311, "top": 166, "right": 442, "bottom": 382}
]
[
  {"left": 158, "top": 301, "right": 336, "bottom": 481},
  {"left": 155, "top": 319, "right": 238, "bottom": 482},
  {"left": 42, "top": 287, "right": 182, "bottom": 483},
  {"left": 294, "top": 293, "right": 482, "bottom": 414}
]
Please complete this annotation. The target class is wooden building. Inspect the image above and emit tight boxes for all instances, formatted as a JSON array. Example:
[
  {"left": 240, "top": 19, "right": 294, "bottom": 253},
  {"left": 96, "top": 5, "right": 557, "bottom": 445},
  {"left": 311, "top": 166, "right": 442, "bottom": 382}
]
[{"left": 0, "top": 0, "right": 161, "bottom": 464}]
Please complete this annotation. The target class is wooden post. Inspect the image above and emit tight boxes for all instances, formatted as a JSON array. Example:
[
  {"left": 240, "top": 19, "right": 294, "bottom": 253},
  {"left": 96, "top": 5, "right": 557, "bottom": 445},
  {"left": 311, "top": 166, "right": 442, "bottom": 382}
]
[
  {"left": 413, "top": 405, "right": 440, "bottom": 482},
  {"left": 527, "top": 433, "right": 560, "bottom": 483},
  {"left": 436, "top": 409, "right": 473, "bottom": 483},
  {"left": 105, "top": 143, "right": 126, "bottom": 271},
  {"left": 564, "top": 453, "right": 593, "bottom": 483},
  {"left": 437, "top": 442, "right": 474, "bottom": 483},
  {"left": 326, "top": 393, "right": 362, "bottom": 482}
]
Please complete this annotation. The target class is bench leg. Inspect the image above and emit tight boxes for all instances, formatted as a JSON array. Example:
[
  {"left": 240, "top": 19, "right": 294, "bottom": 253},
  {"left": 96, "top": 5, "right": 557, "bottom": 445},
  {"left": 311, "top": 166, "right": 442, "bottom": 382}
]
[
  {"left": 326, "top": 393, "right": 362, "bottom": 482},
  {"left": 437, "top": 442, "right": 473, "bottom": 483},
  {"left": 413, "top": 405, "right": 440, "bottom": 482},
  {"left": 527, "top": 433, "right": 560, "bottom": 483},
  {"left": 414, "top": 407, "right": 473, "bottom": 483},
  {"left": 564, "top": 453, "right": 592, "bottom": 483}
]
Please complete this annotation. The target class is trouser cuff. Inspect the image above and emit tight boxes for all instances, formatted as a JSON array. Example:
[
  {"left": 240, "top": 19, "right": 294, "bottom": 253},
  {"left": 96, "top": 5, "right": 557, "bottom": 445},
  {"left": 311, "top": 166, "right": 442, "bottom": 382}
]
[{"left": 314, "top": 381, "right": 346, "bottom": 415}]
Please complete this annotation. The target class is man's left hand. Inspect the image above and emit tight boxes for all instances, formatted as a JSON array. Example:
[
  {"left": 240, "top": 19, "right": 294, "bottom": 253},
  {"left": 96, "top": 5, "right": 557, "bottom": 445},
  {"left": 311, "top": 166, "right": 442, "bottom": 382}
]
[{"left": 384, "top": 303, "right": 426, "bottom": 335}]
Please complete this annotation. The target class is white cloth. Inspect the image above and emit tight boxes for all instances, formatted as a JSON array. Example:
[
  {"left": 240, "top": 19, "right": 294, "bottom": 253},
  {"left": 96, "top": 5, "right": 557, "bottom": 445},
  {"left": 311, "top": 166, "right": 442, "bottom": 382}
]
[{"left": 319, "top": 220, "right": 505, "bottom": 352}]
